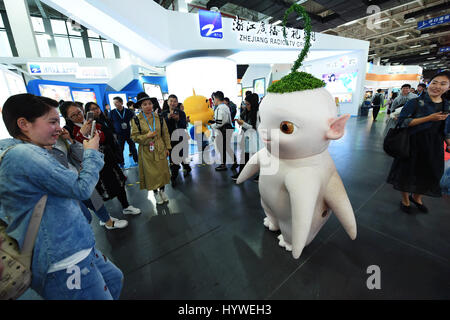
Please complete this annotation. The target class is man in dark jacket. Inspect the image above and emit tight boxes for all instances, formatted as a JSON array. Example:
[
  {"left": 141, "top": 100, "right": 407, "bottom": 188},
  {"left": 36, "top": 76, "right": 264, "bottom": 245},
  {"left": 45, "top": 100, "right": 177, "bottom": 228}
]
[
  {"left": 162, "top": 94, "right": 191, "bottom": 187},
  {"left": 110, "top": 96, "right": 138, "bottom": 165}
]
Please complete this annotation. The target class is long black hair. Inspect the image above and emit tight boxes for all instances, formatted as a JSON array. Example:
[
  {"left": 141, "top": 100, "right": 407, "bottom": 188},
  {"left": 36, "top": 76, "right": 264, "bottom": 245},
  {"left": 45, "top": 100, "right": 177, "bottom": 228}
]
[
  {"left": 244, "top": 94, "right": 259, "bottom": 129},
  {"left": 59, "top": 101, "right": 80, "bottom": 137},
  {"left": 150, "top": 97, "right": 161, "bottom": 114}
]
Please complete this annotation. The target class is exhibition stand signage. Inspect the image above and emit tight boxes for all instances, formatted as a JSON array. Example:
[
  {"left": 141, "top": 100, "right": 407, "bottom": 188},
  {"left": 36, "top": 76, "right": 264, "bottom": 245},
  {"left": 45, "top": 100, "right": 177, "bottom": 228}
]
[
  {"left": 198, "top": 10, "right": 223, "bottom": 39},
  {"left": 232, "top": 16, "right": 316, "bottom": 48},
  {"left": 27, "top": 63, "right": 109, "bottom": 79},
  {"left": 417, "top": 13, "right": 450, "bottom": 30}
]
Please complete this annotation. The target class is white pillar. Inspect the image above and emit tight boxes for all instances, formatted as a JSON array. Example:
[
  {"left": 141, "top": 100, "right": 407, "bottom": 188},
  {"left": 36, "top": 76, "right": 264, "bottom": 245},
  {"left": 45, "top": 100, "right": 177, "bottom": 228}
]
[
  {"left": 4, "top": 0, "right": 39, "bottom": 57},
  {"left": 174, "top": 0, "right": 188, "bottom": 13},
  {"left": 166, "top": 57, "right": 237, "bottom": 104},
  {"left": 373, "top": 57, "right": 381, "bottom": 66}
]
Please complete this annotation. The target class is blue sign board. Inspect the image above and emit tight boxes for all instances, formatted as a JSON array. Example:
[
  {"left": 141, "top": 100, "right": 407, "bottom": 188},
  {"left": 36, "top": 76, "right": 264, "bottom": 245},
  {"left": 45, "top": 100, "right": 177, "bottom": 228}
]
[
  {"left": 417, "top": 14, "right": 450, "bottom": 30},
  {"left": 29, "top": 64, "right": 42, "bottom": 74},
  {"left": 199, "top": 10, "right": 223, "bottom": 39},
  {"left": 439, "top": 46, "right": 450, "bottom": 53}
]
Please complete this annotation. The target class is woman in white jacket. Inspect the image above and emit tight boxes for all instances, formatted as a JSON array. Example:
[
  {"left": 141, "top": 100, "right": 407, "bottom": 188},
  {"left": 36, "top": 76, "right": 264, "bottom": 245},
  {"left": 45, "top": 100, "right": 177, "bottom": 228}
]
[{"left": 233, "top": 93, "right": 262, "bottom": 182}]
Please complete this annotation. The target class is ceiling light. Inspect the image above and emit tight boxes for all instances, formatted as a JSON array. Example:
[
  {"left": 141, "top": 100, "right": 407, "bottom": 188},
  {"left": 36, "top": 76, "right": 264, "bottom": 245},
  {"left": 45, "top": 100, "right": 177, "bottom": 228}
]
[
  {"left": 427, "top": 57, "right": 436, "bottom": 60},
  {"left": 343, "top": 20, "right": 358, "bottom": 26},
  {"left": 374, "top": 18, "right": 390, "bottom": 25},
  {"left": 410, "top": 45, "right": 421, "bottom": 48},
  {"left": 272, "top": 20, "right": 282, "bottom": 26},
  {"left": 419, "top": 51, "right": 430, "bottom": 55},
  {"left": 404, "top": 17, "right": 416, "bottom": 24},
  {"left": 296, "top": 0, "right": 308, "bottom": 4},
  {"left": 396, "top": 35, "right": 409, "bottom": 39}
]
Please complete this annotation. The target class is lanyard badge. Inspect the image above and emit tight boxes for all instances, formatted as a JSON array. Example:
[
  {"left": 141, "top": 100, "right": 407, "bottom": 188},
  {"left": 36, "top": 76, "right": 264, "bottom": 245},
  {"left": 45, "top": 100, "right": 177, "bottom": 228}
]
[
  {"left": 143, "top": 113, "right": 156, "bottom": 152},
  {"left": 117, "top": 109, "right": 127, "bottom": 129}
]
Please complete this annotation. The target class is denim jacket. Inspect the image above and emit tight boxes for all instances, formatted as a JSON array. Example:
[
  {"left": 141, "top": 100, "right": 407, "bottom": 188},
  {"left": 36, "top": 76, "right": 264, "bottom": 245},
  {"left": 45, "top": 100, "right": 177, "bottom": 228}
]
[
  {"left": 0, "top": 138, "right": 104, "bottom": 294},
  {"left": 398, "top": 93, "right": 450, "bottom": 139}
]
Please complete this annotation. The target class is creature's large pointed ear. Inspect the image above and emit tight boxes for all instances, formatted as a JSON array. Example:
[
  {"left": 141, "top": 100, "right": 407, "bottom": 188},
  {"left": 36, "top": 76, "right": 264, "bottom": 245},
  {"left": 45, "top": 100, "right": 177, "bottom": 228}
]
[{"left": 326, "top": 114, "right": 350, "bottom": 140}]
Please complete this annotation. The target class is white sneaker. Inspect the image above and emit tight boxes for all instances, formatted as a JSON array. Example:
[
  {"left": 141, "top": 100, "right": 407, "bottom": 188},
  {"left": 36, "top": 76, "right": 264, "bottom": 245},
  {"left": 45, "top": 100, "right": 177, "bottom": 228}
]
[
  {"left": 154, "top": 192, "right": 164, "bottom": 205},
  {"left": 159, "top": 190, "right": 169, "bottom": 203},
  {"left": 122, "top": 205, "right": 141, "bottom": 215},
  {"left": 100, "top": 217, "right": 128, "bottom": 230}
]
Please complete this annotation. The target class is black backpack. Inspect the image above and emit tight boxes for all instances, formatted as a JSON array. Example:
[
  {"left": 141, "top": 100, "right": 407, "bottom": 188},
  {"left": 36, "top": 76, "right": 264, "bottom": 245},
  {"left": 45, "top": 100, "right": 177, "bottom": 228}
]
[
  {"left": 228, "top": 103, "right": 237, "bottom": 120},
  {"left": 372, "top": 93, "right": 382, "bottom": 106}
]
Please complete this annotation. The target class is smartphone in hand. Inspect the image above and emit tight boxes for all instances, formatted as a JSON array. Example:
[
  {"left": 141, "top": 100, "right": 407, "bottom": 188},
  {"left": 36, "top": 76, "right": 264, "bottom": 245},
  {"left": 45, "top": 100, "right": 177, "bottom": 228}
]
[
  {"left": 86, "top": 111, "right": 94, "bottom": 121},
  {"left": 90, "top": 120, "right": 96, "bottom": 138}
]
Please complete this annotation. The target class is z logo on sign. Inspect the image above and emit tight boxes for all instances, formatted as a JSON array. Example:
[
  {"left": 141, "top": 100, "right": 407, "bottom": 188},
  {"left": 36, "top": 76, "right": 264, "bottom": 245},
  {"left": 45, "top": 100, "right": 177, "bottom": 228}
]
[{"left": 199, "top": 10, "right": 223, "bottom": 39}]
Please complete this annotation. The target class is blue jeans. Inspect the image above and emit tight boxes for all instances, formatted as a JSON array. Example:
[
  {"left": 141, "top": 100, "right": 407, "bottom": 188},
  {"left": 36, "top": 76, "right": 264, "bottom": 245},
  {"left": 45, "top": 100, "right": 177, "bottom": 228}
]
[
  {"left": 42, "top": 248, "right": 123, "bottom": 300},
  {"left": 83, "top": 199, "right": 110, "bottom": 223},
  {"left": 79, "top": 201, "right": 92, "bottom": 224}
]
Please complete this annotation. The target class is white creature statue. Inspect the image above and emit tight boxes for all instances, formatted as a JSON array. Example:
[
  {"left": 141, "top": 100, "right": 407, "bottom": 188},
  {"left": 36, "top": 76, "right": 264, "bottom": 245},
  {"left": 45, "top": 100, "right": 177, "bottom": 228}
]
[{"left": 237, "top": 4, "right": 357, "bottom": 259}]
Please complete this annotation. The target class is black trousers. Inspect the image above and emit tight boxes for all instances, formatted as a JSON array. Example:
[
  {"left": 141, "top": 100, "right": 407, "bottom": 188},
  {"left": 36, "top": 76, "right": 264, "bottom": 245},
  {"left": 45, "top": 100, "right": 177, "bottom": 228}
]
[
  {"left": 218, "top": 126, "right": 237, "bottom": 166},
  {"left": 239, "top": 152, "right": 250, "bottom": 173},
  {"left": 118, "top": 134, "right": 138, "bottom": 163},
  {"left": 169, "top": 140, "right": 190, "bottom": 179},
  {"left": 372, "top": 105, "right": 381, "bottom": 120}
]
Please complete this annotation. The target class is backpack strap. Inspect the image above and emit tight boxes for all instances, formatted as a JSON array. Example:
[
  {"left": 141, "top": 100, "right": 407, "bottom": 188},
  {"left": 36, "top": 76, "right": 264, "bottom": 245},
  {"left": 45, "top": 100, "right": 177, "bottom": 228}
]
[
  {"left": 160, "top": 116, "right": 164, "bottom": 137},
  {"left": 0, "top": 145, "right": 17, "bottom": 164},
  {"left": 396, "top": 97, "right": 421, "bottom": 128},
  {"left": 133, "top": 116, "right": 142, "bottom": 134},
  {"left": 0, "top": 145, "right": 47, "bottom": 263}
]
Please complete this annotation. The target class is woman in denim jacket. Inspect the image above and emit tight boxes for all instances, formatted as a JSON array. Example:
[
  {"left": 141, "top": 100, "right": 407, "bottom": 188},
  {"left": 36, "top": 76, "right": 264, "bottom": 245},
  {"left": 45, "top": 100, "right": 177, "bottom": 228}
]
[
  {"left": 387, "top": 71, "right": 450, "bottom": 213},
  {"left": 0, "top": 94, "right": 123, "bottom": 299}
]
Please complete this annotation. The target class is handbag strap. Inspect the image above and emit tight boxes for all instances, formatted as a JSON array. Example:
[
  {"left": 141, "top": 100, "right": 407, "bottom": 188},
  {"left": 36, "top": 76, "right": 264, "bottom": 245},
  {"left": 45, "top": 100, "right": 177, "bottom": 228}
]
[
  {"left": 0, "top": 144, "right": 47, "bottom": 267},
  {"left": 21, "top": 195, "right": 47, "bottom": 266},
  {"left": 395, "top": 98, "right": 421, "bottom": 128}
]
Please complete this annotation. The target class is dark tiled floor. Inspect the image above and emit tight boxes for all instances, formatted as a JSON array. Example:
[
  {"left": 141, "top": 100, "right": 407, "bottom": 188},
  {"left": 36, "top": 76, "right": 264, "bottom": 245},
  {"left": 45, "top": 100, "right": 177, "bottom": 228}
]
[{"left": 23, "top": 113, "right": 450, "bottom": 300}]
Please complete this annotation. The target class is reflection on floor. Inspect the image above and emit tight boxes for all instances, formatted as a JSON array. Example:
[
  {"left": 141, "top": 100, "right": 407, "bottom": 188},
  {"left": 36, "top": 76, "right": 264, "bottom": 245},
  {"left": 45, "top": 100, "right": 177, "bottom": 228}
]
[{"left": 23, "top": 114, "right": 450, "bottom": 299}]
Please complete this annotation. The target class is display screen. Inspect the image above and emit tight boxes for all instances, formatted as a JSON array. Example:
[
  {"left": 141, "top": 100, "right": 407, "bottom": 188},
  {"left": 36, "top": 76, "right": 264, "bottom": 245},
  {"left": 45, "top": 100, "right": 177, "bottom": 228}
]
[
  {"left": 335, "top": 93, "right": 353, "bottom": 103},
  {"left": 4, "top": 72, "right": 27, "bottom": 96},
  {"left": 253, "top": 78, "right": 265, "bottom": 97},
  {"left": 0, "top": 68, "right": 27, "bottom": 139},
  {"left": 72, "top": 90, "right": 97, "bottom": 106},
  {"left": 237, "top": 83, "right": 242, "bottom": 97},
  {"left": 39, "top": 84, "right": 72, "bottom": 102},
  {"left": 143, "top": 83, "right": 163, "bottom": 101},
  {"left": 321, "top": 71, "right": 358, "bottom": 103}
]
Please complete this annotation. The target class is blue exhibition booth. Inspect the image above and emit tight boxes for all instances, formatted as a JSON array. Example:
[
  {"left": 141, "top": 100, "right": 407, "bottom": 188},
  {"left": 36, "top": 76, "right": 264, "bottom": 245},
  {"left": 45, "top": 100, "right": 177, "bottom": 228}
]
[{"left": 27, "top": 76, "right": 169, "bottom": 111}]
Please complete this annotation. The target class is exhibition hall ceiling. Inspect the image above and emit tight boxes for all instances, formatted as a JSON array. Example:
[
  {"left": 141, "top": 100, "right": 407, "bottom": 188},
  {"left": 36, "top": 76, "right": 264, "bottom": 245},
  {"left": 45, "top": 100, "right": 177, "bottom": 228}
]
[
  {"left": 154, "top": 0, "right": 450, "bottom": 70},
  {"left": 2, "top": 0, "right": 446, "bottom": 70}
]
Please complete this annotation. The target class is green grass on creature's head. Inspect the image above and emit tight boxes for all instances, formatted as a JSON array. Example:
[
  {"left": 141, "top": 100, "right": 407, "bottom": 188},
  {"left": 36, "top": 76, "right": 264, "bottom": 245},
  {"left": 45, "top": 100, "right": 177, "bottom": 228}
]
[{"left": 267, "top": 72, "right": 325, "bottom": 94}]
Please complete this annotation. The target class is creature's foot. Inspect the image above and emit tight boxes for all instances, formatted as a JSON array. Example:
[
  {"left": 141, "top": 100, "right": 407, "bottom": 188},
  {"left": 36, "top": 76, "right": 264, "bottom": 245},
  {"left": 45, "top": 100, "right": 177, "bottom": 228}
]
[
  {"left": 264, "top": 217, "right": 280, "bottom": 231},
  {"left": 277, "top": 234, "right": 292, "bottom": 252}
]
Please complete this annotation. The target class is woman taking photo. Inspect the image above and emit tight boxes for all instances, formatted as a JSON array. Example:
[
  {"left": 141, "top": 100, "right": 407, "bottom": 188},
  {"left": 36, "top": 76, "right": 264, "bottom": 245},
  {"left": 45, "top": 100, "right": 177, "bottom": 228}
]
[
  {"left": 0, "top": 93, "right": 123, "bottom": 299},
  {"left": 387, "top": 71, "right": 450, "bottom": 213},
  {"left": 85, "top": 102, "right": 124, "bottom": 166},
  {"left": 233, "top": 93, "right": 261, "bottom": 182},
  {"left": 131, "top": 92, "right": 171, "bottom": 205},
  {"left": 60, "top": 101, "right": 141, "bottom": 216}
]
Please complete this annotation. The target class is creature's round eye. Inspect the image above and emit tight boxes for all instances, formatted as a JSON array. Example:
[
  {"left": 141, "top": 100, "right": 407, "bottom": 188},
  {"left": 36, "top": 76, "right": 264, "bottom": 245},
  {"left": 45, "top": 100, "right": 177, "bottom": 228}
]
[{"left": 280, "top": 121, "right": 294, "bottom": 134}]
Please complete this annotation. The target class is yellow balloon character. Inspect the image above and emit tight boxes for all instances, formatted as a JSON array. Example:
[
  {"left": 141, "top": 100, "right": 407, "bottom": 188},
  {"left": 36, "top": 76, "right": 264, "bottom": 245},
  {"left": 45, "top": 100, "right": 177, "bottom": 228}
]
[{"left": 183, "top": 90, "right": 214, "bottom": 138}]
